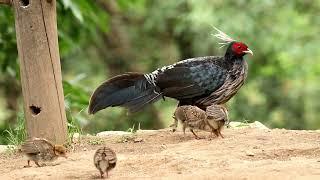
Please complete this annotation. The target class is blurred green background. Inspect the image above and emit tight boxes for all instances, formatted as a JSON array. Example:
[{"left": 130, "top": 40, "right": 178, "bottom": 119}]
[{"left": 0, "top": 0, "right": 319, "bottom": 144}]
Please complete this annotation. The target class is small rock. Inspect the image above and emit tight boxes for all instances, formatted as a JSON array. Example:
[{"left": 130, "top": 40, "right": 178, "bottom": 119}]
[
  {"left": 72, "top": 133, "right": 80, "bottom": 143},
  {"left": 134, "top": 138, "right": 143, "bottom": 143},
  {"left": 136, "top": 130, "right": 157, "bottom": 133},
  {"left": 97, "top": 131, "right": 131, "bottom": 137},
  {"left": 83, "top": 148, "right": 87, "bottom": 151},
  {"left": 0, "top": 145, "right": 15, "bottom": 153},
  {"left": 136, "top": 130, "right": 158, "bottom": 135},
  {"left": 161, "top": 144, "right": 167, "bottom": 149},
  {"left": 246, "top": 151, "right": 255, "bottom": 156},
  {"left": 250, "top": 121, "right": 269, "bottom": 130},
  {"left": 228, "top": 122, "right": 243, "bottom": 128}
]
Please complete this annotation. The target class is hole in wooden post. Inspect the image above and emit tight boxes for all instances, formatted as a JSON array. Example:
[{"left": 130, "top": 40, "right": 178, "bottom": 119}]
[
  {"left": 30, "top": 105, "right": 41, "bottom": 115},
  {"left": 19, "top": 0, "right": 29, "bottom": 7}
]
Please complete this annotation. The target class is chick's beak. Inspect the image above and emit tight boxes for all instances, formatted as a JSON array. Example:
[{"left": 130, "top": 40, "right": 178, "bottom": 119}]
[{"left": 243, "top": 48, "right": 253, "bottom": 56}]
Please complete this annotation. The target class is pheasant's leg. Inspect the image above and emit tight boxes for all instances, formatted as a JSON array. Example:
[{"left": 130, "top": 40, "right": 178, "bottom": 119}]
[
  {"left": 218, "top": 130, "right": 224, "bottom": 138},
  {"left": 23, "top": 160, "right": 31, "bottom": 168},
  {"left": 213, "top": 130, "right": 220, "bottom": 137},
  {"left": 208, "top": 131, "right": 214, "bottom": 140},
  {"left": 170, "top": 103, "right": 181, "bottom": 132},
  {"left": 226, "top": 119, "right": 231, "bottom": 128},
  {"left": 182, "top": 124, "right": 187, "bottom": 139},
  {"left": 99, "top": 169, "right": 104, "bottom": 178},
  {"left": 106, "top": 171, "right": 109, "bottom": 178},
  {"left": 35, "top": 161, "right": 41, "bottom": 167},
  {"left": 170, "top": 114, "right": 178, "bottom": 132},
  {"left": 190, "top": 129, "right": 203, "bottom": 139}
]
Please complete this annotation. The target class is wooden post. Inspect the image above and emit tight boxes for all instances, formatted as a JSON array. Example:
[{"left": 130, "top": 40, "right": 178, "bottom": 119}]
[{"left": 3, "top": 0, "right": 68, "bottom": 144}]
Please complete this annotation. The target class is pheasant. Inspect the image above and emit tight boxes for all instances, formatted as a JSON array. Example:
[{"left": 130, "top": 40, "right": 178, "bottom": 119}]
[
  {"left": 88, "top": 28, "right": 252, "bottom": 114},
  {"left": 94, "top": 146, "right": 117, "bottom": 178},
  {"left": 172, "top": 104, "right": 229, "bottom": 139},
  {"left": 20, "top": 138, "right": 67, "bottom": 167}
]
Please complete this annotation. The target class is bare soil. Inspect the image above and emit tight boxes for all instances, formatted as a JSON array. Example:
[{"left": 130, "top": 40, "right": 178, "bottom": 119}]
[{"left": 1, "top": 127, "right": 320, "bottom": 180}]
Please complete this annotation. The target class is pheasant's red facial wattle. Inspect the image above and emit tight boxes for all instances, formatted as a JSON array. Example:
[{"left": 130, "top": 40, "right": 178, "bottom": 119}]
[{"left": 231, "top": 42, "right": 253, "bottom": 57}]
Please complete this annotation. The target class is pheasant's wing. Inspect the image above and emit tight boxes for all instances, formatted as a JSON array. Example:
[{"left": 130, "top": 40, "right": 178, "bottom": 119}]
[
  {"left": 105, "top": 148, "right": 117, "bottom": 166},
  {"left": 183, "top": 106, "right": 207, "bottom": 122},
  {"left": 154, "top": 57, "right": 227, "bottom": 100},
  {"left": 21, "top": 138, "right": 54, "bottom": 155},
  {"left": 94, "top": 148, "right": 103, "bottom": 168},
  {"left": 206, "top": 105, "right": 227, "bottom": 121},
  {"left": 196, "top": 61, "right": 248, "bottom": 106},
  {"left": 21, "top": 139, "right": 40, "bottom": 154}
]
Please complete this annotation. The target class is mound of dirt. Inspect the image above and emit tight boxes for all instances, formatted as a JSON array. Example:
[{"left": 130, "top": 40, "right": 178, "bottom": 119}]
[{"left": 1, "top": 125, "right": 320, "bottom": 179}]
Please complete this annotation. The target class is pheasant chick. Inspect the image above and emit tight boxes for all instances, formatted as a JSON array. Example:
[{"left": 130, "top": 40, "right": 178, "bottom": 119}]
[
  {"left": 21, "top": 138, "right": 67, "bottom": 167},
  {"left": 172, "top": 105, "right": 208, "bottom": 139},
  {"left": 205, "top": 104, "right": 229, "bottom": 138},
  {"left": 94, "top": 146, "right": 117, "bottom": 178}
]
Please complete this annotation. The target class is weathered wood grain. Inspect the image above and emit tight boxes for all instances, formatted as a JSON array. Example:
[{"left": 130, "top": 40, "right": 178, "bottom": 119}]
[{"left": 12, "top": 0, "right": 67, "bottom": 144}]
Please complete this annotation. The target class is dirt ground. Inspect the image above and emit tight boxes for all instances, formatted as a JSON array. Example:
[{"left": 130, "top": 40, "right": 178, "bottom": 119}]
[{"left": 1, "top": 126, "right": 320, "bottom": 180}]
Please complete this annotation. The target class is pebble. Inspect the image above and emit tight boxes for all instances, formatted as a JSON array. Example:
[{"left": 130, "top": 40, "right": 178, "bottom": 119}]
[
  {"left": 134, "top": 138, "right": 143, "bottom": 143},
  {"left": 97, "top": 131, "right": 131, "bottom": 137},
  {"left": 246, "top": 151, "right": 255, "bottom": 156},
  {"left": 161, "top": 144, "right": 167, "bottom": 149}
]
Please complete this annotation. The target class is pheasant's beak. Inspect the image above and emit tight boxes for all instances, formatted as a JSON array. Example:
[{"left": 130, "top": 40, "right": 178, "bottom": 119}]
[{"left": 243, "top": 48, "right": 253, "bottom": 56}]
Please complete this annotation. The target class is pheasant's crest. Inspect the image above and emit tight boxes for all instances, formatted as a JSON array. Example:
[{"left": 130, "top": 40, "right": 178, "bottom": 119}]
[{"left": 212, "top": 26, "right": 236, "bottom": 48}]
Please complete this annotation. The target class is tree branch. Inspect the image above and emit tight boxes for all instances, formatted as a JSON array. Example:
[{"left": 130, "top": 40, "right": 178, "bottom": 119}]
[{"left": 0, "top": 0, "right": 11, "bottom": 5}]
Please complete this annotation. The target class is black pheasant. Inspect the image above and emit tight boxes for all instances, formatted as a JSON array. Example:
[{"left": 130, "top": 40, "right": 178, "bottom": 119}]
[{"left": 88, "top": 28, "right": 252, "bottom": 114}]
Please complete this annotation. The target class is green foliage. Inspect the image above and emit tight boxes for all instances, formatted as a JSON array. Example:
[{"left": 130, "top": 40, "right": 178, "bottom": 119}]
[
  {"left": 63, "top": 79, "right": 89, "bottom": 140},
  {"left": 3, "top": 112, "right": 26, "bottom": 146},
  {"left": 0, "top": 6, "right": 19, "bottom": 79}
]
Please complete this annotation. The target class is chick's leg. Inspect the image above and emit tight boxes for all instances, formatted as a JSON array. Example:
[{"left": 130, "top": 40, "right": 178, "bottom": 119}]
[
  {"left": 218, "top": 130, "right": 224, "bottom": 138},
  {"left": 182, "top": 124, "right": 187, "bottom": 139},
  {"left": 213, "top": 130, "right": 220, "bottom": 137},
  {"left": 99, "top": 169, "right": 104, "bottom": 178},
  {"left": 170, "top": 114, "right": 178, "bottom": 132},
  {"left": 208, "top": 131, "right": 215, "bottom": 140},
  {"left": 35, "top": 161, "right": 41, "bottom": 167},
  {"left": 190, "top": 129, "right": 203, "bottom": 140},
  {"left": 23, "top": 160, "right": 31, "bottom": 168}
]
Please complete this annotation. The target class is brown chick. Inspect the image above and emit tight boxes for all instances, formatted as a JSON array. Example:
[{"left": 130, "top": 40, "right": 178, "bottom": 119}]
[
  {"left": 172, "top": 105, "right": 208, "bottom": 139},
  {"left": 205, "top": 104, "right": 229, "bottom": 138},
  {"left": 20, "top": 138, "right": 67, "bottom": 167},
  {"left": 94, "top": 147, "right": 117, "bottom": 178}
]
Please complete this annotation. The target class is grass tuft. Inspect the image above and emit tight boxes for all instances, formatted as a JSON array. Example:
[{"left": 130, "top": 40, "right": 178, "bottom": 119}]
[{"left": 4, "top": 112, "right": 26, "bottom": 146}]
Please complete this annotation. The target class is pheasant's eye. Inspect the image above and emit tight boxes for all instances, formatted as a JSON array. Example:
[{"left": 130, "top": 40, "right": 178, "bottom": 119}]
[{"left": 237, "top": 46, "right": 241, "bottom": 49}]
